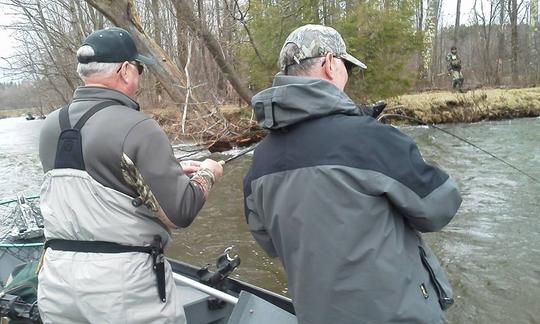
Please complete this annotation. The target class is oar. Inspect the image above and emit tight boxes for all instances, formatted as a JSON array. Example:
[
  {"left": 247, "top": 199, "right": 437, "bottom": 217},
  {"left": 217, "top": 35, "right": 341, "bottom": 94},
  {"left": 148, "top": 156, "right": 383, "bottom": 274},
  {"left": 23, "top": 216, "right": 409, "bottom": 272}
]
[{"left": 172, "top": 272, "right": 238, "bottom": 304}]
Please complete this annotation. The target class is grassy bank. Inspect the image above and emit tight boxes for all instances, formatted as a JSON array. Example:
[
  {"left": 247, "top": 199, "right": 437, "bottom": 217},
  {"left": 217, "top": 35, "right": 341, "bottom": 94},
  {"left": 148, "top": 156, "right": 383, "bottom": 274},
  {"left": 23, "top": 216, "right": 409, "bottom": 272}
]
[{"left": 385, "top": 87, "right": 540, "bottom": 124}]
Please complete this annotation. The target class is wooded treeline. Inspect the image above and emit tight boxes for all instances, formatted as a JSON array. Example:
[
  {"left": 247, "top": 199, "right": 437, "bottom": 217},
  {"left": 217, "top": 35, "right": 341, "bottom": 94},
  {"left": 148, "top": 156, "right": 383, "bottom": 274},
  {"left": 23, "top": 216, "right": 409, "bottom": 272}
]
[{"left": 0, "top": 0, "right": 538, "bottom": 139}]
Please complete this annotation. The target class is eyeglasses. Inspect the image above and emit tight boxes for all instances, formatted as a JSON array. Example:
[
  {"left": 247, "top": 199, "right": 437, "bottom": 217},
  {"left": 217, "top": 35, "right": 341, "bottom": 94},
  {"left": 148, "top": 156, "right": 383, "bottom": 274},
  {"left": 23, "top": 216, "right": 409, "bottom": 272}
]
[
  {"left": 116, "top": 61, "right": 144, "bottom": 75},
  {"left": 343, "top": 60, "right": 354, "bottom": 74},
  {"left": 132, "top": 61, "right": 144, "bottom": 75},
  {"left": 321, "top": 55, "right": 354, "bottom": 74}
]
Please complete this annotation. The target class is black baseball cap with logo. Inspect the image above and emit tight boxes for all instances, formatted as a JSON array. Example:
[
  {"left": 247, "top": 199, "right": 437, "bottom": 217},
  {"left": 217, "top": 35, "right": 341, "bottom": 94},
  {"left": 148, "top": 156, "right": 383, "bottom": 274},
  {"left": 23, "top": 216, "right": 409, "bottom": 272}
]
[{"left": 78, "top": 27, "right": 155, "bottom": 65}]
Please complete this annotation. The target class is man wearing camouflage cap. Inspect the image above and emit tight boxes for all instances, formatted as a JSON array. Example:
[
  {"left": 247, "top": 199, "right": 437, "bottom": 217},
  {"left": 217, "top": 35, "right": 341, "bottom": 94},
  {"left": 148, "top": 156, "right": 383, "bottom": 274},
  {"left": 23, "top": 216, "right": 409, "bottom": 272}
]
[{"left": 243, "top": 24, "right": 461, "bottom": 324}]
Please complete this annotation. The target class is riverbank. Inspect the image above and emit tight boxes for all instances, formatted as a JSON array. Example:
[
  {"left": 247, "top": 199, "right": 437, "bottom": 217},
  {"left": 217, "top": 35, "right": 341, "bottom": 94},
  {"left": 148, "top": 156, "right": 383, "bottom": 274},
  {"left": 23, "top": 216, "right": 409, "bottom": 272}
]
[
  {"left": 0, "top": 108, "right": 32, "bottom": 120},
  {"left": 384, "top": 87, "right": 540, "bottom": 124},
  {"left": 5, "top": 86, "right": 538, "bottom": 145},
  {"left": 150, "top": 86, "right": 540, "bottom": 146}
]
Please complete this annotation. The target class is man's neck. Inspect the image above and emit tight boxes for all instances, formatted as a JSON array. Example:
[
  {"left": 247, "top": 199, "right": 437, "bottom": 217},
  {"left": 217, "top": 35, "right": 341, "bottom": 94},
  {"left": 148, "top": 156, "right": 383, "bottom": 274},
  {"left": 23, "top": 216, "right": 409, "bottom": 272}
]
[
  {"left": 83, "top": 81, "right": 133, "bottom": 99},
  {"left": 84, "top": 82, "right": 109, "bottom": 88}
]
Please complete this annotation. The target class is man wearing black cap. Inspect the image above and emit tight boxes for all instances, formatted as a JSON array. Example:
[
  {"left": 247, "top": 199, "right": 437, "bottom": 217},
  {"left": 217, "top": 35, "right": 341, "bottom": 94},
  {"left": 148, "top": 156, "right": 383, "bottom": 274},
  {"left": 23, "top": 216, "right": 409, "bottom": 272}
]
[
  {"left": 243, "top": 24, "right": 461, "bottom": 324},
  {"left": 37, "top": 27, "right": 222, "bottom": 323}
]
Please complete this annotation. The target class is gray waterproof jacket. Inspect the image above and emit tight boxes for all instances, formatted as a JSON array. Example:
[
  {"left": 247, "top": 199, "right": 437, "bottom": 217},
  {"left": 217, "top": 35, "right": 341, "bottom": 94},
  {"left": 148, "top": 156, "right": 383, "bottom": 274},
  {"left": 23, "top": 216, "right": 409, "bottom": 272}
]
[
  {"left": 243, "top": 75, "right": 462, "bottom": 324},
  {"left": 39, "top": 86, "right": 206, "bottom": 241}
]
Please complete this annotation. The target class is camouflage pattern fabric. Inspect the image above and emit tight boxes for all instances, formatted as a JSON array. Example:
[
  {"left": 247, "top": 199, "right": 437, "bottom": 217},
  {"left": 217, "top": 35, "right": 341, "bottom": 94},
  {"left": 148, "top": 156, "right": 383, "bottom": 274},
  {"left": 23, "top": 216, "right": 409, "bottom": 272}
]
[
  {"left": 120, "top": 153, "right": 178, "bottom": 229},
  {"left": 446, "top": 53, "right": 461, "bottom": 71},
  {"left": 450, "top": 70, "right": 464, "bottom": 91},
  {"left": 451, "top": 70, "right": 463, "bottom": 82},
  {"left": 278, "top": 24, "right": 367, "bottom": 71},
  {"left": 446, "top": 52, "right": 464, "bottom": 91}
]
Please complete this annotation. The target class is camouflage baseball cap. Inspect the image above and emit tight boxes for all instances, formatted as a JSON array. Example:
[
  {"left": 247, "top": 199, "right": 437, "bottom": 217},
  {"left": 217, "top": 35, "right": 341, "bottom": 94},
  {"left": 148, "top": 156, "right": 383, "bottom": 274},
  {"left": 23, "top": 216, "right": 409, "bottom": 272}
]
[{"left": 278, "top": 24, "right": 367, "bottom": 72}]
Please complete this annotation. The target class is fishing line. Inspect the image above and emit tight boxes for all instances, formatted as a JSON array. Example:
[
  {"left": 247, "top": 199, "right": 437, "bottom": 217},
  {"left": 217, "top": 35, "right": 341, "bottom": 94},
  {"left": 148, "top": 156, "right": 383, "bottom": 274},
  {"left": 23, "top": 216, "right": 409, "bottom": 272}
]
[
  {"left": 178, "top": 113, "right": 539, "bottom": 183},
  {"left": 378, "top": 113, "right": 539, "bottom": 183}
]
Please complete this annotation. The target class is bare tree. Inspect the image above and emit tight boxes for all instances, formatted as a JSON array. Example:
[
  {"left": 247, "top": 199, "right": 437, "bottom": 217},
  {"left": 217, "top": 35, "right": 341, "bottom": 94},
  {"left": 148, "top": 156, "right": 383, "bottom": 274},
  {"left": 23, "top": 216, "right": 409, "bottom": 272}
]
[
  {"left": 529, "top": 0, "right": 539, "bottom": 82},
  {"left": 150, "top": 0, "right": 164, "bottom": 104},
  {"left": 420, "top": 0, "right": 441, "bottom": 84},
  {"left": 509, "top": 0, "right": 519, "bottom": 83},
  {"left": 473, "top": 0, "right": 499, "bottom": 84},
  {"left": 454, "top": 0, "right": 461, "bottom": 44},
  {"left": 172, "top": 0, "right": 252, "bottom": 105},
  {"left": 496, "top": 0, "right": 506, "bottom": 85},
  {"left": 83, "top": 0, "right": 212, "bottom": 113}
]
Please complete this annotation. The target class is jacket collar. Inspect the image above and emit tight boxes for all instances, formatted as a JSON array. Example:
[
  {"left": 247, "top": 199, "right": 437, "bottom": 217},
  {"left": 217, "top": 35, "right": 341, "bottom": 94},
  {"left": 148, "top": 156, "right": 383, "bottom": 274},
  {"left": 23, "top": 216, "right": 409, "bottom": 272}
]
[
  {"left": 251, "top": 74, "right": 361, "bottom": 129},
  {"left": 72, "top": 86, "right": 140, "bottom": 111}
]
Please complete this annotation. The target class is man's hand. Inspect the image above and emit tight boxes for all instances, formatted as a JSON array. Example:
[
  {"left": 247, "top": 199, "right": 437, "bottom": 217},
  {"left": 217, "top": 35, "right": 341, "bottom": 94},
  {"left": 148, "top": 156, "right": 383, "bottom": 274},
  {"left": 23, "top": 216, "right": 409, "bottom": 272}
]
[
  {"left": 370, "top": 100, "right": 387, "bottom": 118},
  {"left": 180, "top": 160, "right": 201, "bottom": 176},
  {"left": 200, "top": 159, "right": 223, "bottom": 183}
]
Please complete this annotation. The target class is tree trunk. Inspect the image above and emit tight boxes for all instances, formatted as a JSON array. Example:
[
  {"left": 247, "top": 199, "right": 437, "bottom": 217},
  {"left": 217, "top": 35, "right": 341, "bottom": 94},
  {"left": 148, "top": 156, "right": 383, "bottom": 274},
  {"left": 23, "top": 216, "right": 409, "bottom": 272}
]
[
  {"left": 303, "top": 0, "right": 320, "bottom": 23},
  {"left": 172, "top": 0, "right": 252, "bottom": 105},
  {"left": 530, "top": 0, "right": 538, "bottom": 83},
  {"left": 496, "top": 0, "right": 505, "bottom": 85},
  {"left": 84, "top": 0, "right": 209, "bottom": 113},
  {"left": 509, "top": 0, "right": 518, "bottom": 84},
  {"left": 196, "top": 0, "right": 211, "bottom": 81},
  {"left": 150, "top": 0, "right": 164, "bottom": 104},
  {"left": 420, "top": 0, "right": 440, "bottom": 85},
  {"left": 416, "top": 0, "right": 424, "bottom": 81},
  {"left": 68, "top": 0, "right": 85, "bottom": 41},
  {"left": 174, "top": 1, "right": 188, "bottom": 69},
  {"left": 453, "top": 0, "right": 461, "bottom": 45}
]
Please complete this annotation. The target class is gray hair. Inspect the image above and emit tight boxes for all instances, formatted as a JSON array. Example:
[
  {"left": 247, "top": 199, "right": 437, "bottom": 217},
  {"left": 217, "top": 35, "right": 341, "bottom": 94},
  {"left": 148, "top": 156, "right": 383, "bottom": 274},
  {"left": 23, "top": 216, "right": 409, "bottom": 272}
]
[
  {"left": 279, "top": 43, "right": 323, "bottom": 76},
  {"left": 76, "top": 45, "right": 122, "bottom": 79}
]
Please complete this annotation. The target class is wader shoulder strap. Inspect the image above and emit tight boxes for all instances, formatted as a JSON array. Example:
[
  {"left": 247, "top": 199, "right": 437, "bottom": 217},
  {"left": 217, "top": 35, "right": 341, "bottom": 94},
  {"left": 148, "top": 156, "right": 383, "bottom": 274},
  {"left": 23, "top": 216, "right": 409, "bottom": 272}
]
[
  {"left": 54, "top": 100, "right": 119, "bottom": 170},
  {"left": 58, "top": 100, "right": 119, "bottom": 131},
  {"left": 58, "top": 105, "right": 71, "bottom": 131},
  {"left": 73, "top": 100, "right": 119, "bottom": 130}
]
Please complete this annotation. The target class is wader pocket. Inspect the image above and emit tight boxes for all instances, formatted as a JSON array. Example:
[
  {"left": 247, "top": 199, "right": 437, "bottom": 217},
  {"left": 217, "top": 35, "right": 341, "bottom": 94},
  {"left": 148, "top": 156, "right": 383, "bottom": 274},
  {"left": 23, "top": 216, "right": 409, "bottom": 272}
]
[
  {"left": 418, "top": 246, "right": 454, "bottom": 310},
  {"left": 55, "top": 129, "right": 84, "bottom": 169}
]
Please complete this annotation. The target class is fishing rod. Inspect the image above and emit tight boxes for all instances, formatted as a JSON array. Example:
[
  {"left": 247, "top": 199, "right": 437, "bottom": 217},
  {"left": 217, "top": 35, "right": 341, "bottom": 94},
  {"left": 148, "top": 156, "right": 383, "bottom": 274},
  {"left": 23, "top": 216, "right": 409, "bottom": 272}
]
[
  {"left": 220, "top": 145, "right": 257, "bottom": 164},
  {"left": 377, "top": 113, "right": 540, "bottom": 183},
  {"left": 175, "top": 145, "right": 256, "bottom": 165}
]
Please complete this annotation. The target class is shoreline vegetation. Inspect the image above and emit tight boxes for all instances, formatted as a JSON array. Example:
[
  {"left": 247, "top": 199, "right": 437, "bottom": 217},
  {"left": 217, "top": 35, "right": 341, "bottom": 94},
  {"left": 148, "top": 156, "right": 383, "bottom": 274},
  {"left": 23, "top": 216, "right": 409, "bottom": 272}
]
[
  {"left": 384, "top": 87, "right": 540, "bottom": 124},
  {"left": 157, "top": 87, "right": 540, "bottom": 150},
  {"left": 0, "top": 109, "right": 38, "bottom": 120},
  {"left": 3, "top": 87, "right": 539, "bottom": 147}
]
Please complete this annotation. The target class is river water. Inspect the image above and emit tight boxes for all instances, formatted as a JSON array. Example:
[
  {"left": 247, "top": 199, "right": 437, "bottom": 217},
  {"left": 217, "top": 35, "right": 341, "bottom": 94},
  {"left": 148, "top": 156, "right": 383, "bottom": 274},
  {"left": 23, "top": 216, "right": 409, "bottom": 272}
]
[{"left": 0, "top": 116, "right": 539, "bottom": 323}]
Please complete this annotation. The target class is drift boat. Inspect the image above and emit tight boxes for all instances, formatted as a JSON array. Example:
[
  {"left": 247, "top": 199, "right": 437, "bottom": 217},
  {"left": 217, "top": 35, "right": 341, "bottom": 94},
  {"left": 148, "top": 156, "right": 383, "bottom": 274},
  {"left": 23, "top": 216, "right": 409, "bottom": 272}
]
[{"left": 0, "top": 195, "right": 297, "bottom": 324}]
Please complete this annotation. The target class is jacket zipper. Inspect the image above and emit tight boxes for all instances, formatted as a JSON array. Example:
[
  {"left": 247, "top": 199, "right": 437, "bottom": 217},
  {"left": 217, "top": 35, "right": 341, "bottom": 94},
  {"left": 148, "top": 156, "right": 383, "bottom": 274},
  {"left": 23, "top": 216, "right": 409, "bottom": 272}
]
[{"left": 419, "top": 246, "right": 454, "bottom": 310}]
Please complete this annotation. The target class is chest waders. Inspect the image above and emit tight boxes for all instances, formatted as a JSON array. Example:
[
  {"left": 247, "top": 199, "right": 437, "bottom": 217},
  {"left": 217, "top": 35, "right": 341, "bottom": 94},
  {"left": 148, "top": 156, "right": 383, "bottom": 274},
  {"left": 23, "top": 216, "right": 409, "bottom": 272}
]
[{"left": 44, "top": 101, "right": 167, "bottom": 303}]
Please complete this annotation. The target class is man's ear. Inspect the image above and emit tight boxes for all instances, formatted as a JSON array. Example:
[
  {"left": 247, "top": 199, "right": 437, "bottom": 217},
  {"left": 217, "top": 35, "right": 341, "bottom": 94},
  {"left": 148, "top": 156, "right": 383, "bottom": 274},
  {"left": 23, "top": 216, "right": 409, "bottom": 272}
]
[
  {"left": 118, "top": 62, "right": 130, "bottom": 83},
  {"left": 322, "top": 53, "right": 336, "bottom": 80}
]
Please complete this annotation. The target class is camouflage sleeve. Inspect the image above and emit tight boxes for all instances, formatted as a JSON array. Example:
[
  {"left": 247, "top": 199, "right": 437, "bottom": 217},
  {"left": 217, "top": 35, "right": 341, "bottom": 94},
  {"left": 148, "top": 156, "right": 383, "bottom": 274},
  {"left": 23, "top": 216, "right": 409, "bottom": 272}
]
[{"left": 122, "top": 118, "right": 206, "bottom": 228}]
